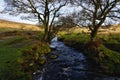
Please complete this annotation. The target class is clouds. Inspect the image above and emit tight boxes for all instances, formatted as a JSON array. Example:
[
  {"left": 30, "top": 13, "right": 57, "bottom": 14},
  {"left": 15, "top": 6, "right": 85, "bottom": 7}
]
[
  {"left": 0, "top": 0, "right": 120, "bottom": 25},
  {"left": 0, "top": 0, "right": 5, "bottom": 11},
  {"left": 0, "top": 0, "right": 75, "bottom": 24},
  {"left": 0, "top": 13, "right": 36, "bottom": 24},
  {"left": 0, "top": 0, "right": 36, "bottom": 24}
]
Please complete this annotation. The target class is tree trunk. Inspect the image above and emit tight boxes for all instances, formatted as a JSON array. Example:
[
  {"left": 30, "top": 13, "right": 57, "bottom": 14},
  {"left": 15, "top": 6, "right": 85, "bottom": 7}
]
[
  {"left": 43, "top": 29, "right": 48, "bottom": 41},
  {"left": 90, "top": 28, "right": 98, "bottom": 41},
  {"left": 42, "top": 24, "right": 49, "bottom": 42},
  {"left": 42, "top": 25, "right": 51, "bottom": 42}
]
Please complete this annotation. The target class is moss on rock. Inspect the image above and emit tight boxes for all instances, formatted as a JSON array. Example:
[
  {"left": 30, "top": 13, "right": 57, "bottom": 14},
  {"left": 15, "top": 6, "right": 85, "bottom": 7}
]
[{"left": 50, "top": 54, "right": 58, "bottom": 59}]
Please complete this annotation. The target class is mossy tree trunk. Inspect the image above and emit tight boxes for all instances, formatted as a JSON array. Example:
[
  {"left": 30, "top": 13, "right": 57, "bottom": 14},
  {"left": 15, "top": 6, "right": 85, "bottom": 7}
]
[{"left": 90, "top": 27, "right": 99, "bottom": 41}]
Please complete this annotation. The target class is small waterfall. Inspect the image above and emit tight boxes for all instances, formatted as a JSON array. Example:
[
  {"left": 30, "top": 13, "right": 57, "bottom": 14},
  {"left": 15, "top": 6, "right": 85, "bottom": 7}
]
[
  {"left": 50, "top": 36, "right": 58, "bottom": 48},
  {"left": 51, "top": 36, "right": 58, "bottom": 42}
]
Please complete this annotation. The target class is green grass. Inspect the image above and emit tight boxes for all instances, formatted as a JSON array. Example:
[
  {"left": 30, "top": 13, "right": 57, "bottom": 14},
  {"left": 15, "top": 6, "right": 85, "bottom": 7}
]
[
  {"left": 98, "top": 33, "right": 120, "bottom": 52},
  {"left": 0, "top": 31, "right": 51, "bottom": 80},
  {"left": 101, "top": 45, "right": 120, "bottom": 63},
  {"left": 94, "top": 45, "right": 120, "bottom": 74},
  {"left": 0, "top": 37, "right": 27, "bottom": 80},
  {"left": 59, "top": 32, "right": 120, "bottom": 75},
  {"left": 98, "top": 33, "right": 120, "bottom": 44},
  {"left": 59, "top": 32, "right": 120, "bottom": 43},
  {"left": 59, "top": 33, "right": 90, "bottom": 43},
  {"left": 59, "top": 32, "right": 120, "bottom": 52}
]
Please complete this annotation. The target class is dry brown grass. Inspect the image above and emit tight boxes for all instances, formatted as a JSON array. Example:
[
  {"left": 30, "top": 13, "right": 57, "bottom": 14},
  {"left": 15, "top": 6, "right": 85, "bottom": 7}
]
[
  {"left": 0, "top": 19, "right": 120, "bottom": 34},
  {"left": 68, "top": 24, "right": 120, "bottom": 34},
  {"left": 0, "top": 19, "right": 43, "bottom": 32}
]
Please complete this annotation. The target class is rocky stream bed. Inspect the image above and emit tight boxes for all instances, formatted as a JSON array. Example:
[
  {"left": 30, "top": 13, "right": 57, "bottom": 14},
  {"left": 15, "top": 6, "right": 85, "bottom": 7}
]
[{"left": 33, "top": 37, "right": 120, "bottom": 80}]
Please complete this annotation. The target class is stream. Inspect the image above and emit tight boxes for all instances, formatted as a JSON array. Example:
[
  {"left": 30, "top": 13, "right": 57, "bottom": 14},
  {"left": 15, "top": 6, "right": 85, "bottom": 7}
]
[{"left": 33, "top": 37, "right": 120, "bottom": 80}]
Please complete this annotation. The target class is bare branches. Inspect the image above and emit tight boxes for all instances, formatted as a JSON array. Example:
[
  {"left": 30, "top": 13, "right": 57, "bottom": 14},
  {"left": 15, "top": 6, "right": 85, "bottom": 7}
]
[
  {"left": 2, "top": 0, "right": 68, "bottom": 41},
  {"left": 72, "top": 0, "right": 120, "bottom": 40},
  {"left": 2, "top": 0, "right": 67, "bottom": 24},
  {"left": 49, "top": 1, "right": 67, "bottom": 27},
  {"left": 75, "top": 0, "right": 120, "bottom": 26}
]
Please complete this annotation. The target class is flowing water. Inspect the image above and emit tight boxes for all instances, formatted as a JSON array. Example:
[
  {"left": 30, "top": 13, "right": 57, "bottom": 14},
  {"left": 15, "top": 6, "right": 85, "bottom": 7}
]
[{"left": 33, "top": 37, "right": 120, "bottom": 80}]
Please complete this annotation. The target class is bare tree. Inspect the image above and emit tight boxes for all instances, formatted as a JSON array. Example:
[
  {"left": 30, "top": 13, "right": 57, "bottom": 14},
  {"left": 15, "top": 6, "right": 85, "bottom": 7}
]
[
  {"left": 74, "top": 0, "right": 120, "bottom": 41},
  {"left": 59, "top": 15, "right": 76, "bottom": 28},
  {"left": 2, "top": 0, "right": 68, "bottom": 42}
]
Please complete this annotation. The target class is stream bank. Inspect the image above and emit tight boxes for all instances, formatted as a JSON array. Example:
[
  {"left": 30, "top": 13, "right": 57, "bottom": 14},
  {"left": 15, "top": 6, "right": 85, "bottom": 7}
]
[{"left": 33, "top": 39, "right": 120, "bottom": 80}]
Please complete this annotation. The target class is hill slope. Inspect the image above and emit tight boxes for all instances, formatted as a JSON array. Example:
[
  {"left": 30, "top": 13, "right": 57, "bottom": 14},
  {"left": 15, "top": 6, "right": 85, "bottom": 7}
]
[
  {"left": 0, "top": 19, "right": 41, "bottom": 31},
  {"left": 67, "top": 24, "right": 120, "bottom": 34}
]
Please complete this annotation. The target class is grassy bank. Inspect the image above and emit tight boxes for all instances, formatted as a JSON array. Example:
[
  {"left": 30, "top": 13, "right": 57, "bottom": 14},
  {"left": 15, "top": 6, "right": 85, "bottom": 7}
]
[
  {"left": 0, "top": 31, "right": 51, "bottom": 80},
  {"left": 59, "top": 32, "right": 120, "bottom": 76}
]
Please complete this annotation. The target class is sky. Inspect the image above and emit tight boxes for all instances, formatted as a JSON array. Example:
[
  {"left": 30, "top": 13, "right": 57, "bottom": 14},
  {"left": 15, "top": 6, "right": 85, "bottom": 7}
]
[
  {"left": 0, "top": 0, "right": 120, "bottom": 25},
  {"left": 0, "top": 1, "right": 90, "bottom": 26},
  {"left": 0, "top": 0, "right": 37, "bottom": 24},
  {"left": 0, "top": 0, "right": 80, "bottom": 25}
]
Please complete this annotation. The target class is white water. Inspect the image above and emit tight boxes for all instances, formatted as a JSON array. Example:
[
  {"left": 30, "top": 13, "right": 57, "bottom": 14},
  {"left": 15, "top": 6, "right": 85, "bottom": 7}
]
[
  {"left": 50, "top": 36, "right": 58, "bottom": 48},
  {"left": 51, "top": 36, "right": 58, "bottom": 42}
]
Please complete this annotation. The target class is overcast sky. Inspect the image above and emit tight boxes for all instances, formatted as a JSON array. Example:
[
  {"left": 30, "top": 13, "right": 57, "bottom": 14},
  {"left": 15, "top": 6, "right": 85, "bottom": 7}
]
[
  {"left": 0, "top": 0, "right": 38, "bottom": 24},
  {"left": 0, "top": 0, "right": 120, "bottom": 25},
  {"left": 0, "top": 0, "right": 81, "bottom": 25}
]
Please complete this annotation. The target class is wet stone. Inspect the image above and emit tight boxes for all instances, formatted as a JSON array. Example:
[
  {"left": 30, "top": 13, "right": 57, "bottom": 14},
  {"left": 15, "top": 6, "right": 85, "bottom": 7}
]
[{"left": 50, "top": 54, "right": 58, "bottom": 59}]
